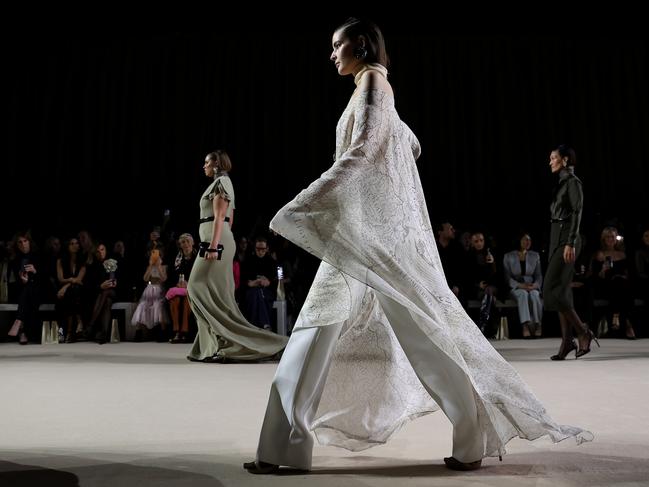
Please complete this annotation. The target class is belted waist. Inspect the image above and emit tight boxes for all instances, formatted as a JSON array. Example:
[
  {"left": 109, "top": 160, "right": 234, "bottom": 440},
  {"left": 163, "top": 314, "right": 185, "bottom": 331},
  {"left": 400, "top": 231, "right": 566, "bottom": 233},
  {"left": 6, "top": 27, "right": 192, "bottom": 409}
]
[{"left": 199, "top": 216, "right": 230, "bottom": 224}]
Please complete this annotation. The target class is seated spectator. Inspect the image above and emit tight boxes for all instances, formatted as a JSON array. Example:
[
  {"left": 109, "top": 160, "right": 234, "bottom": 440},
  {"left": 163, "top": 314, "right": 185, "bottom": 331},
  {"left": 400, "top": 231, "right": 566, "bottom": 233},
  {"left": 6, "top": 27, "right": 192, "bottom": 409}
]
[
  {"left": 465, "top": 232, "right": 498, "bottom": 334},
  {"left": 84, "top": 243, "right": 119, "bottom": 344},
  {"left": 591, "top": 226, "right": 636, "bottom": 339},
  {"left": 131, "top": 248, "right": 169, "bottom": 340},
  {"left": 166, "top": 233, "right": 197, "bottom": 344},
  {"left": 571, "top": 234, "right": 595, "bottom": 334},
  {"left": 242, "top": 237, "right": 277, "bottom": 330},
  {"left": 55, "top": 237, "right": 87, "bottom": 343},
  {"left": 503, "top": 233, "right": 543, "bottom": 338},
  {"left": 6, "top": 232, "right": 41, "bottom": 345},
  {"left": 42, "top": 236, "right": 62, "bottom": 302},
  {"left": 435, "top": 221, "right": 466, "bottom": 301}
]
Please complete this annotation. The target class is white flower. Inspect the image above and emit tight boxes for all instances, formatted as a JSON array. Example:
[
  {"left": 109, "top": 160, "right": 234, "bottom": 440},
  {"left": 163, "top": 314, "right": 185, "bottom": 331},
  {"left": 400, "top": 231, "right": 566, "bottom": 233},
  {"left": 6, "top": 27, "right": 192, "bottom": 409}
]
[{"left": 103, "top": 259, "right": 118, "bottom": 273}]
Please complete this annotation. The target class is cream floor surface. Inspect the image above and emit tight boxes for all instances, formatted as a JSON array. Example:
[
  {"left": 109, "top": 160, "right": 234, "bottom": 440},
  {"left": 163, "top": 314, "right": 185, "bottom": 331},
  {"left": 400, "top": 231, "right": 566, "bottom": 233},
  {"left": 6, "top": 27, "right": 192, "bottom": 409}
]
[{"left": 1, "top": 339, "right": 648, "bottom": 486}]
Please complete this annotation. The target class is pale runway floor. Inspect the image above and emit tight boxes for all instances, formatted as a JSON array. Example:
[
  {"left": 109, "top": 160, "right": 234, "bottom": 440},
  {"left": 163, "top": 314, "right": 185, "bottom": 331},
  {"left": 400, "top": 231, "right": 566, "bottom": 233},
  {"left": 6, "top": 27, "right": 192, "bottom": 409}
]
[{"left": 1, "top": 338, "right": 648, "bottom": 486}]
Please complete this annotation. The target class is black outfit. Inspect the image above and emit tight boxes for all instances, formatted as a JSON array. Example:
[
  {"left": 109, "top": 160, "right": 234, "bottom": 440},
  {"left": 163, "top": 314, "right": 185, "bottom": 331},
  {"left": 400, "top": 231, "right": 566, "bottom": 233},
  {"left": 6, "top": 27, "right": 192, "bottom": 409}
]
[
  {"left": 55, "top": 257, "right": 85, "bottom": 335},
  {"left": 242, "top": 253, "right": 277, "bottom": 329},
  {"left": 465, "top": 248, "right": 498, "bottom": 332},
  {"left": 543, "top": 167, "right": 583, "bottom": 311},
  {"left": 84, "top": 259, "right": 119, "bottom": 342},
  {"left": 592, "top": 257, "right": 634, "bottom": 335},
  {"left": 437, "top": 240, "right": 467, "bottom": 303},
  {"left": 8, "top": 253, "right": 42, "bottom": 342},
  {"left": 168, "top": 251, "right": 197, "bottom": 286}
]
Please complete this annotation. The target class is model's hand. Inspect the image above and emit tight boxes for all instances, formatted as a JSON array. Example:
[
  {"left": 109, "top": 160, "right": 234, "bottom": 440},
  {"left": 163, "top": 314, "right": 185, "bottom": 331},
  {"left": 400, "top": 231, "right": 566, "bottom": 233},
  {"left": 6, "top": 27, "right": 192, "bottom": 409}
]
[{"left": 563, "top": 245, "right": 576, "bottom": 264}]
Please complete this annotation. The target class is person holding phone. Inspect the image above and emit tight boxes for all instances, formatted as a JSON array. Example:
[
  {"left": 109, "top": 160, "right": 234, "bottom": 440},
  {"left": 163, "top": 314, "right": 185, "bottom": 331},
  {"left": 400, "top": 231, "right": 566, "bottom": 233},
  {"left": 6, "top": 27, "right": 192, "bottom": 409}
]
[
  {"left": 591, "top": 226, "right": 635, "bottom": 339},
  {"left": 7, "top": 232, "right": 41, "bottom": 344}
]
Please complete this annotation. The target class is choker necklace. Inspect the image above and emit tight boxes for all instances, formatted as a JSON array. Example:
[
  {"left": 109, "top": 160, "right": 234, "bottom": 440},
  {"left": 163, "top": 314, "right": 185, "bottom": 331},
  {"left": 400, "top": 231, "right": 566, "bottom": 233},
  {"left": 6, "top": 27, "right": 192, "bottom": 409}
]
[{"left": 354, "top": 63, "right": 388, "bottom": 86}]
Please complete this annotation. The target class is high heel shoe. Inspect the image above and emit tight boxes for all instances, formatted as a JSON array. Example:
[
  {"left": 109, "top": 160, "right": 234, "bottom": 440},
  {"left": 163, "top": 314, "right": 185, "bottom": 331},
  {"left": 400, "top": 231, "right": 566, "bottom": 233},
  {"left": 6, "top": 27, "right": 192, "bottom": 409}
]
[
  {"left": 243, "top": 460, "right": 280, "bottom": 474},
  {"left": 443, "top": 456, "right": 482, "bottom": 471},
  {"left": 625, "top": 320, "right": 637, "bottom": 340},
  {"left": 550, "top": 339, "right": 577, "bottom": 360},
  {"left": 576, "top": 329, "right": 600, "bottom": 358}
]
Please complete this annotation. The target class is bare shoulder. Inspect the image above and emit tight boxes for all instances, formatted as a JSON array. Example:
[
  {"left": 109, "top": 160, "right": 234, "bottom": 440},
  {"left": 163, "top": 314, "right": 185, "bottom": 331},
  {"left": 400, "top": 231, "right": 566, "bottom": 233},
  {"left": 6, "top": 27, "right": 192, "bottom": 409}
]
[{"left": 359, "top": 70, "right": 393, "bottom": 97}]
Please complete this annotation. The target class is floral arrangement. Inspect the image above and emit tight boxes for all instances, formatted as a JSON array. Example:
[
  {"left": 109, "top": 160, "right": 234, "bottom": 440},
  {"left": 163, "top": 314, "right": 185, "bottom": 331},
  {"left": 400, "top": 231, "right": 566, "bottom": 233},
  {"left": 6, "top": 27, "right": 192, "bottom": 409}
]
[{"left": 103, "top": 258, "right": 118, "bottom": 279}]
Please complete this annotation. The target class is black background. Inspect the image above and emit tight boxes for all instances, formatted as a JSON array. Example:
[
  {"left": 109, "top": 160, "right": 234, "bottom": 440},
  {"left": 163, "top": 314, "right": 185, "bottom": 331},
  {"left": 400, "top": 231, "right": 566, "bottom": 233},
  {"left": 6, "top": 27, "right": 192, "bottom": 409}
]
[{"left": 3, "top": 15, "right": 647, "bottom": 254}]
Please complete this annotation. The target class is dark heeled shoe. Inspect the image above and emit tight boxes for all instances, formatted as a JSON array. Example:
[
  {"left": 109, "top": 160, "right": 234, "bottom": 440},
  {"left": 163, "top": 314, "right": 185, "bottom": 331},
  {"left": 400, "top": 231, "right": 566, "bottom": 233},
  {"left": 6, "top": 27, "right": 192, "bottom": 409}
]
[
  {"left": 550, "top": 339, "right": 577, "bottom": 360},
  {"left": 443, "top": 456, "right": 482, "bottom": 471},
  {"left": 576, "top": 329, "right": 600, "bottom": 358},
  {"left": 625, "top": 320, "right": 637, "bottom": 340},
  {"left": 243, "top": 460, "right": 280, "bottom": 474},
  {"left": 202, "top": 354, "right": 233, "bottom": 364}
]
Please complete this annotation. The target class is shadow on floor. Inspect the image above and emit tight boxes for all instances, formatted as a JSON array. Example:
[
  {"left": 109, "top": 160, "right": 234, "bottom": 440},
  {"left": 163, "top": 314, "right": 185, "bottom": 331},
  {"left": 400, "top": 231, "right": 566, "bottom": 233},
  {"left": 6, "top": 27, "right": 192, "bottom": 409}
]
[{"left": 0, "top": 459, "right": 224, "bottom": 487}]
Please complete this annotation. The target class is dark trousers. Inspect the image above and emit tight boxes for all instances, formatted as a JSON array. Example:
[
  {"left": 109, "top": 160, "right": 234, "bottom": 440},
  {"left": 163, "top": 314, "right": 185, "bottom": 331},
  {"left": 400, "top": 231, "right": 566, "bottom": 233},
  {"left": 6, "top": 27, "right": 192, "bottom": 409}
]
[
  {"left": 16, "top": 281, "right": 40, "bottom": 341},
  {"left": 88, "top": 289, "right": 116, "bottom": 340},
  {"left": 245, "top": 287, "right": 274, "bottom": 329},
  {"left": 544, "top": 249, "right": 578, "bottom": 312}
]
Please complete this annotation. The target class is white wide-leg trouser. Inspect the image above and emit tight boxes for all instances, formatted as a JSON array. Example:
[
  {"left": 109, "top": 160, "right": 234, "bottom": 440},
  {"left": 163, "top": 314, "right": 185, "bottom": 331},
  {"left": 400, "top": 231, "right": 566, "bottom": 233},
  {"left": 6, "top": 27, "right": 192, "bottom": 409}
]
[{"left": 256, "top": 293, "right": 484, "bottom": 470}]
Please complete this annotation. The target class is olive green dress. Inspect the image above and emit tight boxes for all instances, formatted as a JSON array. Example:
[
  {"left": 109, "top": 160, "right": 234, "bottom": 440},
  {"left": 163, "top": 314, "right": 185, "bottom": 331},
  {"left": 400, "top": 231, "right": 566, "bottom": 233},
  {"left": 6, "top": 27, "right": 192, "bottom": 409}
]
[{"left": 187, "top": 174, "right": 288, "bottom": 361}]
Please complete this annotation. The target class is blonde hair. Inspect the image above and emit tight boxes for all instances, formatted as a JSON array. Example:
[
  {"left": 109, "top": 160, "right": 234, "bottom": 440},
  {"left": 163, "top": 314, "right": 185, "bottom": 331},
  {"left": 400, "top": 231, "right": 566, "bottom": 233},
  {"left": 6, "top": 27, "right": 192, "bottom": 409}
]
[
  {"left": 600, "top": 226, "right": 624, "bottom": 251},
  {"left": 178, "top": 233, "right": 194, "bottom": 245}
]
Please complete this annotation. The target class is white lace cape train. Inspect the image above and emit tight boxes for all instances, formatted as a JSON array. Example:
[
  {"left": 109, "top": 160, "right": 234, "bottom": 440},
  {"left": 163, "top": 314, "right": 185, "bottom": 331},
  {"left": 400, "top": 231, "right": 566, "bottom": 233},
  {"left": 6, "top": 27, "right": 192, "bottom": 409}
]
[{"left": 270, "top": 88, "right": 593, "bottom": 456}]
